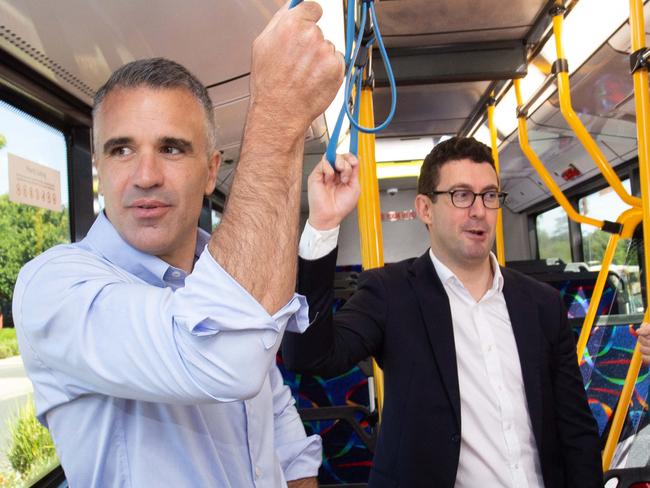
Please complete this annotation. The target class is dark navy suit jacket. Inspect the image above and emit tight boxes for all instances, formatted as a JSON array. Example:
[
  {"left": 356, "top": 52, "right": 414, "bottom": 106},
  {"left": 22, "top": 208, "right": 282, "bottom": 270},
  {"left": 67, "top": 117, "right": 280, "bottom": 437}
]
[{"left": 283, "top": 249, "right": 602, "bottom": 488}]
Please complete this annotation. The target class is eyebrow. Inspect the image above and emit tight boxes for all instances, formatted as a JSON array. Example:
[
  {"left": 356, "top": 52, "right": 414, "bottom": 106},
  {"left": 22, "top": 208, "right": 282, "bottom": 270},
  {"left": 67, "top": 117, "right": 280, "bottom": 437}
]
[
  {"left": 160, "top": 137, "right": 194, "bottom": 154},
  {"left": 450, "top": 183, "right": 499, "bottom": 192},
  {"left": 102, "top": 136, "right": 195, "bottom": 155},
  {"left": 103, "top": 137, "right": 133, "bottom": 155}
]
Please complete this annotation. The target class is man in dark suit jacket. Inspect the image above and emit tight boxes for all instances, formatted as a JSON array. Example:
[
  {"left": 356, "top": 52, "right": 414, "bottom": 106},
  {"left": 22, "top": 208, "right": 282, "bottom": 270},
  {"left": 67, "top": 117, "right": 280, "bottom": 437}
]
[{"left": 286, "top": 137, "right": 603, "bottom": 487}]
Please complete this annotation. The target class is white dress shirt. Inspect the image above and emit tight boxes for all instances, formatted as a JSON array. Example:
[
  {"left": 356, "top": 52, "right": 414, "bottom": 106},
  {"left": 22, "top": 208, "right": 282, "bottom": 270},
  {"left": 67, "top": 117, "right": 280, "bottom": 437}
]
[{"left": 429, "top": 250, "right": 544, "bottom": 488}]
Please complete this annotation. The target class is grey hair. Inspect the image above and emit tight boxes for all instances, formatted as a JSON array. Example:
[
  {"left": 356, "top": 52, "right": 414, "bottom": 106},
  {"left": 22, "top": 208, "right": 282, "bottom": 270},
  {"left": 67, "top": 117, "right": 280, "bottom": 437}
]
[{"left": 93, "top": 57, "right": 217, "bottom": 155}]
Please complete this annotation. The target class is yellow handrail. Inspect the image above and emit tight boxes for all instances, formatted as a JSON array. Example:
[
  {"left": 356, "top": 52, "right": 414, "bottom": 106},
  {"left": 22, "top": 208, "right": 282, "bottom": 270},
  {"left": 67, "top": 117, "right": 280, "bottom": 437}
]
[
  {"left": 550, "top": 2, "right": 642, "bottom": 208},
  {"left": 513, "top": 78, "right": 640, "bottom": 364},
  {"left": 487, "top": 94, "right": 506, "bottom": 266},
  {"left": 575, "top": 208, "right": 641, "bottom": 362},
  {"left": 513, "top": 79, "right": 603, "bottom": 229},
  {"left": 357, "top": 83, "right": 385, "bottom": 418},
  {"left": 601, "top": 313, "right": 647, "bottom": 470},
  {"left": 603, "top": 0, "right": 650, "bottom": 470}
]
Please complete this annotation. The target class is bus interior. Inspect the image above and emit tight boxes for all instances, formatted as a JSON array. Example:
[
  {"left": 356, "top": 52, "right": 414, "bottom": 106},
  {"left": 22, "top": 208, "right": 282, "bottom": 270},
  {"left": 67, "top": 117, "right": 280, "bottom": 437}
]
[{"left": 0, "top": 0, "right": 649, "bottom": 486}]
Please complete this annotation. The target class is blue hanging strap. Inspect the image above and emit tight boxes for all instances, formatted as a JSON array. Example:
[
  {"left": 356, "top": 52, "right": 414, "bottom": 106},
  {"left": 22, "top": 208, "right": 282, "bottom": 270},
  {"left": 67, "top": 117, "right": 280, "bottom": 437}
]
[
  {"left": 344, "top": 1, "right": 396, "bottom": 134},
  {"left": 289, "top": 0, "right": 397, "bottom": 167},
  {"left": 349, "top": 69, "right": 363, "bottom": 157}
]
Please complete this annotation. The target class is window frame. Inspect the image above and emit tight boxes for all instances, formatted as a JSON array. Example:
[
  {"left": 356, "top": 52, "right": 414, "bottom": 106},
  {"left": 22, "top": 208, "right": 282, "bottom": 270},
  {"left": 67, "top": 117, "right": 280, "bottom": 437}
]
[
  {"left": 527, "top": 158, "right": 639, "bottom": 261},
  {"left": 0, "top": 49, "right": 94, "bottom": 242}
]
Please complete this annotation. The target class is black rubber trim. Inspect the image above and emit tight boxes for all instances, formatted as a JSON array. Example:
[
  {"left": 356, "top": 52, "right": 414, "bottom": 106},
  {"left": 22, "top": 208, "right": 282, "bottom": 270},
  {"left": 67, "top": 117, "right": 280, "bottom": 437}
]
[
  {"left": 549, "top": 4, "right": 567, "bottom": 17},
  {"left": 601, "top": 220, "right": 623, "bottom": 234},
  {"left": 630, "top": 48, "right": 650, "bottom": 74},
  {"left": 552, "top": 58, "right": 569, "bottom": 74}
]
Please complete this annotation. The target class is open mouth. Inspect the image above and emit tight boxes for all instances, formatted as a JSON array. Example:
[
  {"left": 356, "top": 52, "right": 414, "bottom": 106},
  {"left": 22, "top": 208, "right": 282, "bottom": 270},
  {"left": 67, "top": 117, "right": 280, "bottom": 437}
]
[{"left": 466, "top": 229, "right": 486, "bottom": 236}]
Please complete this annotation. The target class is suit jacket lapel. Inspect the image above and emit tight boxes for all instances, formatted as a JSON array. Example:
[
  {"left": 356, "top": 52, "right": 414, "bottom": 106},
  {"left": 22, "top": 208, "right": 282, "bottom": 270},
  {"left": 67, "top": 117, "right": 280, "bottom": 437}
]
[
  {"left": 409, "top": 251, "right": 461, "bottom": 427},
  {"left": 501, "top": 268, "right": 543, "bottom": 448}
]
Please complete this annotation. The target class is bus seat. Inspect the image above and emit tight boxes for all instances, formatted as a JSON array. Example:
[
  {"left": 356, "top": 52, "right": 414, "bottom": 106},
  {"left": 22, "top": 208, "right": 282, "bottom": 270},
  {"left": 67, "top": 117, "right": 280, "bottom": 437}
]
[
  {"left": 279, "top": 267, "right": 375, "bottom": 486},
  {"left": 605, "top": 467, "right": 650, "bottom": 488}
]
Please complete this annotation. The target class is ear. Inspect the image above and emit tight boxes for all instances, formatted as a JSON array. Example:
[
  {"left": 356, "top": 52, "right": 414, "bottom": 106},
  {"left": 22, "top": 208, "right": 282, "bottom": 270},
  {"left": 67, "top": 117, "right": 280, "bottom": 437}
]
[
  {"left": 415, "top": 194, "right": 433, "bottom": 225},
  {"left": 204, "top": 151, "right": 221, "bottom": 196}
]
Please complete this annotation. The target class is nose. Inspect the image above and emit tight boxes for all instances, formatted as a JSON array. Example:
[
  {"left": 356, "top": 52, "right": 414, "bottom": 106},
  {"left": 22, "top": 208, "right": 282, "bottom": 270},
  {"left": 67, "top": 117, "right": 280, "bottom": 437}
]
[
  {"left": 132, "top": 151, "right": 163, "bottom": 189},
  {"left": 468, "top": 194, "right": 487, "bottom": 218}
]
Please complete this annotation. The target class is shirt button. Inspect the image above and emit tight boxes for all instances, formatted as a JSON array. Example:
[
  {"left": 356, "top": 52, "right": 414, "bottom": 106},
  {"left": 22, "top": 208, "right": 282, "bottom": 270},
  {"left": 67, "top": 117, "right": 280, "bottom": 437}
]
[
  {"left": 255, "top": 466, "right": 262, "bottom": 478},
  {"left": 450, "top": 434, "right": 460, "bottom": 443},
  {"left": 171, "top": 271, "right": 181, "bottom": 278}
]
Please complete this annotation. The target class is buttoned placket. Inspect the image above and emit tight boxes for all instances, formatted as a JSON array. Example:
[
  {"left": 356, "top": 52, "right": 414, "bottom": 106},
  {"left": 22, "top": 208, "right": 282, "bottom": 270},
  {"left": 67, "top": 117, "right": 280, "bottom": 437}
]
[
  {"left": 244, "top": 400, "right": 264, "bottom": 486},
  {"left": 469, "top": 285, "right": 528, "bottom": 488},
  {"left": 447, "top": 276, "right": 529, "bottom": 488}
]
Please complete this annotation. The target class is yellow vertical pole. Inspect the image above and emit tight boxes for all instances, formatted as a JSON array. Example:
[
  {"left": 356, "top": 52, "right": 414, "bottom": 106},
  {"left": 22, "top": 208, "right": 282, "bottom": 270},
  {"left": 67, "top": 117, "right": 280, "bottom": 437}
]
[
  {"left": 357, "top": 84, "right": 385, "bottom": 416},
  {"left": 487, "top": 94, "right": 506, "bottom": 266},
  {"left": 576, "top": 233, "right": 619, "bottom": 360},
  {"left": 602, "top": 0, "right": 650, "bottom": 470}
]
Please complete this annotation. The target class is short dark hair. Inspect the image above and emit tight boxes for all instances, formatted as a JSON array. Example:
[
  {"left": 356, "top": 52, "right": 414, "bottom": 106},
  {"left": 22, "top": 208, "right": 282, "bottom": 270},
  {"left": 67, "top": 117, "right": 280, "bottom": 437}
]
[
  {"left": 417, "top": 137, "right": 495, "bottom": 195},
  {"left": 93, "top": 57, "right": 216, "bottom": 154}
]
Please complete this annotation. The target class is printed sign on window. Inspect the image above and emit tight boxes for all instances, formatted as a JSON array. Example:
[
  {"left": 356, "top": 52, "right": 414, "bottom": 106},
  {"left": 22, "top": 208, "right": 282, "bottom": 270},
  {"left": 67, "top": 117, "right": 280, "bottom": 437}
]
[{"left": 8, "top": 153, "right": 62, "bottom": 212}]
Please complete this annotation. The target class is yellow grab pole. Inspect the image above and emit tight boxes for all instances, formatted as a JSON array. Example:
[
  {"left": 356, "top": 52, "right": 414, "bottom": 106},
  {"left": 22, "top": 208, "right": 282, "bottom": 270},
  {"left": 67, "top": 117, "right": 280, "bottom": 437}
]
[
  {"left": 602, "top": 313, "right": 647, "bottom": 471},
  {"left": 602, "top": 0, "right": 650, "bottom": 470},
  {"left": 514, "top": 77, "right": 629, "bottom": 362},
  {"left": 357, "top": 84, "right": 385, "bottom": 417},
  {"left": 577, "top": 234, "right": 619, "bottom": 359},
  {"left": 551, "top": 2, "right": 642, "bottom": 208},
  {"left": 513, "top": 79, "right": 604, "bottom": 229},
  {"left": 575, "top": 208, "right": 642, "bottom": 362},
  {"left": 487, "top": 94, "right": 506, "bottom": 266}
]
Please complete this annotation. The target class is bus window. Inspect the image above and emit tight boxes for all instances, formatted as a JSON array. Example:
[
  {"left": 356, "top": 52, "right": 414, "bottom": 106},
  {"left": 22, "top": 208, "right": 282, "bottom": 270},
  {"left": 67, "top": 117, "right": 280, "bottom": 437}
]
[
  {"left": 536, "top": 206, "right": 572, "bottom": 263},
  {"left": 211, "top": 209, "right": 222, "bottom": 231},
  {"left": 579, "top": 181, "right": 632, "bottom": 265},
  {"left": 578, "top": 181, "right": 643, "bottom": 313},
  {"left": 0, "top": 98, "right": 69, "bottom": 485}
]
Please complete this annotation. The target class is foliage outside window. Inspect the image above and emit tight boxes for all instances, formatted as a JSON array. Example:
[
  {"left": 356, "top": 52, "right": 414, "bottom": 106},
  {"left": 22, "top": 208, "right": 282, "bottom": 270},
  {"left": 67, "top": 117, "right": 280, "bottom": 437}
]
[
  {"left": 579, "top": 182, "right": 633, "bottom": 265},
  {"left": 0, "top": 99, "right": 69, "bottom": 484},
  {"left": 579, "top": 181, "right": 642, "bottom": 313},
  {"left": 536, "top": 206, "right": 572, "bottom": 263}
]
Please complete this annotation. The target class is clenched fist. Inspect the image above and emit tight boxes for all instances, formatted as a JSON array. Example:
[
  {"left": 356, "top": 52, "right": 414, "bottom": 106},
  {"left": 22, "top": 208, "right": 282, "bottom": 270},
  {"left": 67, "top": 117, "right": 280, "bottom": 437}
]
[{"left": 249, "top": 1, "right": 345, "bottom": 139}]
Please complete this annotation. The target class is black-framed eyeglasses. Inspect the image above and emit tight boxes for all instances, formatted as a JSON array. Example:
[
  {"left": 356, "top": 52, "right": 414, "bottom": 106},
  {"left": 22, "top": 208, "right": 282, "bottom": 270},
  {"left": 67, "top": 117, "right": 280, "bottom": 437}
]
[{"left": 426, "top": 189, "right": 508, "bottom": 209}]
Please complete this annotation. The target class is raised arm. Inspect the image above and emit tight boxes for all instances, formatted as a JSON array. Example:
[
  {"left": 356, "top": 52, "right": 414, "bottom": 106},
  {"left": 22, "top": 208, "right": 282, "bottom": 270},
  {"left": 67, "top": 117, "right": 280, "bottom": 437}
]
[
  {"left": 210, "top": 2, "right": 345, "bottom": 314},
  {"left": 283, "top": 153, "right": 388, "bottom": 377}
]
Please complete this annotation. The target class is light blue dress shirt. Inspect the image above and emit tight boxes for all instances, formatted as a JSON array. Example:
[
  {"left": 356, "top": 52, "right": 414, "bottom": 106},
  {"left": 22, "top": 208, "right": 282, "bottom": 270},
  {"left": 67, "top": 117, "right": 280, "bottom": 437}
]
[{"left": 13, "top": 212, "right": 322, "bottom": 487}]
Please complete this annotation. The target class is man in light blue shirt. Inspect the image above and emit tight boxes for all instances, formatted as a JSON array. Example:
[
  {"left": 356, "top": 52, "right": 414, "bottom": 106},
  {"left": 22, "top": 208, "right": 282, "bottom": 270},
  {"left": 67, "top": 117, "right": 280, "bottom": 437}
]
[{"left": 12, "top": 3, "right": 357, "bottom": 486}]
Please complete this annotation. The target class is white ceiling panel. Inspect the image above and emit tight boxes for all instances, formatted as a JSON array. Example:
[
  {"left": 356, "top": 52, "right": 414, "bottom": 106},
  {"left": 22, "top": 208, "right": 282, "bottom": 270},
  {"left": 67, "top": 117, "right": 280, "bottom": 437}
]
[{"left": 0, "top": 0, "right": 283, "bottom": 103}]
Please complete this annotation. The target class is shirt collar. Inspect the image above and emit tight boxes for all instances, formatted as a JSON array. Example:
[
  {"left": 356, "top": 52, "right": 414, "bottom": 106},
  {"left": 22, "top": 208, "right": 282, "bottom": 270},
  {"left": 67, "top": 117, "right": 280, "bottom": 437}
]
[
  {"left": 428, "top": 249, "right": 504, "bottom": 294},
  {"left": 82, "top": 211, "right": 210, "bottom": 287}
]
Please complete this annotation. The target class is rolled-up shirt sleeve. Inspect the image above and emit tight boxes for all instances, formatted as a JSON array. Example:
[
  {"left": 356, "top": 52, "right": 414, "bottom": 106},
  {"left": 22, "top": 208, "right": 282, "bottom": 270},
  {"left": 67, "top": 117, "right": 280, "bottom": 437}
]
[{"left": 14, "top": 246, "right": 310, "bottom": 413}]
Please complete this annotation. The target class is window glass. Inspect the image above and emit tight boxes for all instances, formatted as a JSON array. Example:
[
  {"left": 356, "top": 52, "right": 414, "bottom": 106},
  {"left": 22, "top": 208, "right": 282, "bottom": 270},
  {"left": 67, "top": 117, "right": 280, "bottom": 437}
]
[
  {"left": 0, "top": 99, "right": 68, "bottom": 484},
  {"left": 536, "top": 205, "right": 572, "bottom": 263},
  {"left": 579, "top": 180, "right": 642, "bottom": 313},
  {"left": 211, "top": 208, "right": 222, "bottom": 231}
]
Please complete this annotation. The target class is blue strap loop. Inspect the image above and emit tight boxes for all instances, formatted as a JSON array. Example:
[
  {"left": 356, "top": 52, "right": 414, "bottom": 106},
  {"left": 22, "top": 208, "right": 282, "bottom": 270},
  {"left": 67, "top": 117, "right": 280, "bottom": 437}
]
[{"left": 289, "top": 0, "right": 397, "bottom": 166}]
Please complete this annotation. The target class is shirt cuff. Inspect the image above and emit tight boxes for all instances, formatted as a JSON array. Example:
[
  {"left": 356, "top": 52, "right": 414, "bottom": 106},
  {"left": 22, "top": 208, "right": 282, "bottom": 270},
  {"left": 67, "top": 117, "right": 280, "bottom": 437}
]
[
  {"left": 171, "top": 250, "right": 310, "bottom": 348},
  {"left": 279, "top": 434, "right": 323, "bottom": 481},
  {"left": 298, "top": 221, "right": 339, "bottom": 261}
]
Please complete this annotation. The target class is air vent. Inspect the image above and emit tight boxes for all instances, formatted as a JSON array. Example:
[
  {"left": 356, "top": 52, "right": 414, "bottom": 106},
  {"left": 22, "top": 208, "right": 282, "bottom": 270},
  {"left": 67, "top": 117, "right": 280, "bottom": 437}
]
[{"left": 0, "top": 24, "right": 95, "bottom": 99}]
